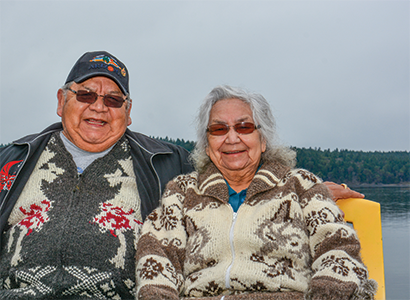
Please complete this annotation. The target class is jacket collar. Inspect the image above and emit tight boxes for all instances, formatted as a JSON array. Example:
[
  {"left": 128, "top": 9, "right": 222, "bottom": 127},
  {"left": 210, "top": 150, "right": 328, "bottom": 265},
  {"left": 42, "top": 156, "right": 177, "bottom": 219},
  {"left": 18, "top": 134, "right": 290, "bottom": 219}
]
[{"left": 198, "top": 161, "right": 290, "bottom": 204}]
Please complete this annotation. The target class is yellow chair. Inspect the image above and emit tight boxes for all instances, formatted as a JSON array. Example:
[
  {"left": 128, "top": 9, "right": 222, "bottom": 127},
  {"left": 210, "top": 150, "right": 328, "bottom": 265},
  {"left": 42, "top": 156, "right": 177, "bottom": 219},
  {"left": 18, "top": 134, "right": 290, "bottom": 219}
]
[{"left": 337, "top": 198, "right": 386, "bottom": 300}]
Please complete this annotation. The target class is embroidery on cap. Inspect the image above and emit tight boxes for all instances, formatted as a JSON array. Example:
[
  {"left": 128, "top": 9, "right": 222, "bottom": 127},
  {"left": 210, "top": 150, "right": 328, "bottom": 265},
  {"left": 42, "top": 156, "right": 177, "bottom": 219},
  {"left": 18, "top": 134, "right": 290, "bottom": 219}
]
[{"left": 89, "top": 55, "right": 127, "bottom": 77}]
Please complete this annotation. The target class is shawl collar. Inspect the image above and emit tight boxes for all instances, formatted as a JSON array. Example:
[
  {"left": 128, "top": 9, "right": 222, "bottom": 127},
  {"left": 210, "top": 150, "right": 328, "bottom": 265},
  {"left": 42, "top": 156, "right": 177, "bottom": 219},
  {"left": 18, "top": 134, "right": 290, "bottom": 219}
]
[
  {"left": 197, "top": 161, "right": 291, "bottom": 204},
  {"left": 246, "top": 161, "right": 290, "bottom": 200},
  {"left": 197, "top": 163, "right": 229, "bottom": 204}
]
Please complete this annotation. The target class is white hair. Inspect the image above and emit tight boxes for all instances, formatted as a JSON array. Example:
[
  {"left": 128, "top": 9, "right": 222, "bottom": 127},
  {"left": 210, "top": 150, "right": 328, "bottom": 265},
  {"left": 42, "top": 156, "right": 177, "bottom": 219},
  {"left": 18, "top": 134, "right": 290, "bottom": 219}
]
[{"left": 191, "top": 85, "right": 296, "bottom": 173}]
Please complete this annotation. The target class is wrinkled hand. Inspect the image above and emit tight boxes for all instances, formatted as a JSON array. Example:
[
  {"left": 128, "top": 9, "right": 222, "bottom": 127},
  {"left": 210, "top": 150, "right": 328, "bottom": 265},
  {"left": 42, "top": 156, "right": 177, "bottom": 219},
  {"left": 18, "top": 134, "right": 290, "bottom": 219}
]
[{"left": 323, "top": 181, "right": 365, "bottom": 201}]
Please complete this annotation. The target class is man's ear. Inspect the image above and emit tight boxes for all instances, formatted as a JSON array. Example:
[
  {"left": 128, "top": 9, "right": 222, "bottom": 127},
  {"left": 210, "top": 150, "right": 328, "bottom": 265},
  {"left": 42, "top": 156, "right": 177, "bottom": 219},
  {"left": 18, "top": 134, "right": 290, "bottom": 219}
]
[
  {"left": 57, "top": 89, "right": 65, "bottom": 117},
  {"left": 127, "top": 100, "right": 132, "bottom": 126}
]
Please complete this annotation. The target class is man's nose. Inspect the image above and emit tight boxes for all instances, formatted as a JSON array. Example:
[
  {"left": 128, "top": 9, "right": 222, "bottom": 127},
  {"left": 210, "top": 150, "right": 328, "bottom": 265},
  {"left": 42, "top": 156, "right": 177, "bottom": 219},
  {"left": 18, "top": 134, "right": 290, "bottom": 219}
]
[{"left": 88, "top": 95, "right": 109, "bottom": 112}]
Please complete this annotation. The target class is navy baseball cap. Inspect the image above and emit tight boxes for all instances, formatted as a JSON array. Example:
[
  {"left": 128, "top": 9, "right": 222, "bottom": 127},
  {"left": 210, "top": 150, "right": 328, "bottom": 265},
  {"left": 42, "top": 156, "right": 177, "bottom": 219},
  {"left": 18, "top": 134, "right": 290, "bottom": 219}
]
[{"left": 65, "top": 51, "right": 129, "bottom": 95}]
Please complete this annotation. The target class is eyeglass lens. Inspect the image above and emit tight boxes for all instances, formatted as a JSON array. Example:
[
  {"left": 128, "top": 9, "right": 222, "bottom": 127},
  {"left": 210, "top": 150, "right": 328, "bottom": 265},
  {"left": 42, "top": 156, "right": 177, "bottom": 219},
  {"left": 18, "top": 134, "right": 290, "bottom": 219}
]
[
  {"left": 75, "top": 90, "right": 125, "bottom": 108},
  {"left": 207, "top": 122, "right": 259, "bottom": 135}
]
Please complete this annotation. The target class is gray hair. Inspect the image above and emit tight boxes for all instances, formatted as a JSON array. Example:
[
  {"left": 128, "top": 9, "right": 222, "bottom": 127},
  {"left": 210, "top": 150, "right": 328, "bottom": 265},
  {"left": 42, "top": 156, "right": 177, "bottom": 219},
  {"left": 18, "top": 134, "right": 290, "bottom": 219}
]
[
  {"left": 191, "top": 85, "right": 296, "bottom": 173},
  {"left": 60, "top": 81, "right": 132, "bottom": 111}
]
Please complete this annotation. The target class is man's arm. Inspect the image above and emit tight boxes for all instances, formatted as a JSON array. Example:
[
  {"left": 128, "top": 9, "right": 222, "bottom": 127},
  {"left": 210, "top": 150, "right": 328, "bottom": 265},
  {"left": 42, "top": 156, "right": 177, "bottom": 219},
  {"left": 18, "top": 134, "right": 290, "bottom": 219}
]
[{"left": 323, "top": 181, "right": 364, "bottom": 201}]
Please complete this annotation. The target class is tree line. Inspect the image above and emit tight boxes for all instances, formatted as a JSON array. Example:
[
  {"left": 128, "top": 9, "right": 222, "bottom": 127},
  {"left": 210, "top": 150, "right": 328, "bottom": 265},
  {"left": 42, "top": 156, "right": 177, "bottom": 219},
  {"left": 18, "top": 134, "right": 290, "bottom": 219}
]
[
  {"left": 154, "top": 137, "right": 196, "bottom": 152},
  {"left": 2, "top": 138, "right": 409, "bottom": 185},
  {"left": 294, "top": 147, "right": 409, "bottom": 186},
  {"left": 155, "top": 137, "right": 410, "bottom": 185}
]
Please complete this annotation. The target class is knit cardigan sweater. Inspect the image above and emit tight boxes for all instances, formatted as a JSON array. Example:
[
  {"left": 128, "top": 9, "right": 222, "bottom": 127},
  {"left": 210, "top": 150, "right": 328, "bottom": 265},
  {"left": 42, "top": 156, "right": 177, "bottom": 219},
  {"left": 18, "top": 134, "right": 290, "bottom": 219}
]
[
  {"left": 136, "top": 162, "right": 377, "bottom": 300},
  {"left": 1, "top": 133, "right": 142, "bottom": 299}
]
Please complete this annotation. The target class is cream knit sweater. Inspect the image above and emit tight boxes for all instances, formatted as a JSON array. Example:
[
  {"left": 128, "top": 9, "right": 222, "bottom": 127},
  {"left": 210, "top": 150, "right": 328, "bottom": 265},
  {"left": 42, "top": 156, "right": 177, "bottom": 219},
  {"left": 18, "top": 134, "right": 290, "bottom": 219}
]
[{"left": 136, "top": 162, "right": 377, "bottom": 300}]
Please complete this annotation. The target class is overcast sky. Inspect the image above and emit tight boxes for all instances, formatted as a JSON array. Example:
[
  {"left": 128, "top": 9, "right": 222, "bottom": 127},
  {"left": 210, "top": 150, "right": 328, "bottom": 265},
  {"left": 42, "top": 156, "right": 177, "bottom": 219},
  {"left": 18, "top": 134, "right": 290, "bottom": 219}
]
[{"left": 1, "top": 0, "right": 409, "bottom": 152}]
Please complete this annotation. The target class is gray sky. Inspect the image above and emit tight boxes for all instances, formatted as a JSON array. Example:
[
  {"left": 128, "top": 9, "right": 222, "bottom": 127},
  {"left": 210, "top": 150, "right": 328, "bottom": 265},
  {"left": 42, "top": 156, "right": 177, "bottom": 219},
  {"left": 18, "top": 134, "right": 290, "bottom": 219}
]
[{"left": 1, "top": 0, "right": 409, "bottom": 151}]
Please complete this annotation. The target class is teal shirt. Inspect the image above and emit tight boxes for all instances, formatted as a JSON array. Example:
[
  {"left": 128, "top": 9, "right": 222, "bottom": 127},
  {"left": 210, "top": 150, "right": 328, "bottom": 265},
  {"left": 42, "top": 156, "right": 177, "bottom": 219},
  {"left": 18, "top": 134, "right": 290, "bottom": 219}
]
[
  {"left": 225, "top": 164, "right": 262, "bottom": 212},
  {"left": 226, "top": 180, "right": 247, "bottom": 212}
]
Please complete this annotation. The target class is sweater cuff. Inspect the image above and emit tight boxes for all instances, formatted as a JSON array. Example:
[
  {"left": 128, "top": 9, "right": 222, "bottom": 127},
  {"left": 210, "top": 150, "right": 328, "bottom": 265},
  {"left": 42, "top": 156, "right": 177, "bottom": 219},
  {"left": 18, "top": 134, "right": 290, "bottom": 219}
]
[
  {"left": 306, "top": 276, "right": 357, "bottom": 300},
  {"left": 306, "top": 276, "right": 377, "bottom": 300},
  {"left": 137, "top": 284, "right": 179, "bottom": 300}
]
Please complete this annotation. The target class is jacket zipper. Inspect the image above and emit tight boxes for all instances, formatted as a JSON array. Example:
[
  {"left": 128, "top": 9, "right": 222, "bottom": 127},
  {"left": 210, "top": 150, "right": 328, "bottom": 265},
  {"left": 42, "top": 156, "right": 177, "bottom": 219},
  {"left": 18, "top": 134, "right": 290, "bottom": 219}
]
[{"left": 225, "top": 211, "right": 238, "bottom": 289}]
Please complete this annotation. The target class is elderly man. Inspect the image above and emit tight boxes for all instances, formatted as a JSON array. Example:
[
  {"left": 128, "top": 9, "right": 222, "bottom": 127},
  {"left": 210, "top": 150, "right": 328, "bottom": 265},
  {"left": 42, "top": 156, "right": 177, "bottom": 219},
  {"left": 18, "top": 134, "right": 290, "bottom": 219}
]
[
  {"left": 0, "top": 51, "right": 193, "bottom": 299},
  {"left": 0, "top": 51, "right": 362, "bottom": 299}
]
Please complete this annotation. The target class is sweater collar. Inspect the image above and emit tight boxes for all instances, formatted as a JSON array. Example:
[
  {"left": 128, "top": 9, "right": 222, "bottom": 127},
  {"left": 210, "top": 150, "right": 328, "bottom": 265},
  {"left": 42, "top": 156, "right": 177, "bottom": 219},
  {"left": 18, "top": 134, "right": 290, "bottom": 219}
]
[{"left": 198, "top": 161, "right": 290, "bottom": 204}]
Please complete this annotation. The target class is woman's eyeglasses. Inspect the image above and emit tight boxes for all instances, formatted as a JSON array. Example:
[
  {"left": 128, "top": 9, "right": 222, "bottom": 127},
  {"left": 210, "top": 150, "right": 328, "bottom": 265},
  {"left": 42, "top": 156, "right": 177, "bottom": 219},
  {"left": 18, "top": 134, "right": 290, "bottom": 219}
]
[
  {"left": 207, "top": 122, "right": 261, "bottom": 136},
  {"left": 68, "top": 88, "right": 126, "bottom": 108}
]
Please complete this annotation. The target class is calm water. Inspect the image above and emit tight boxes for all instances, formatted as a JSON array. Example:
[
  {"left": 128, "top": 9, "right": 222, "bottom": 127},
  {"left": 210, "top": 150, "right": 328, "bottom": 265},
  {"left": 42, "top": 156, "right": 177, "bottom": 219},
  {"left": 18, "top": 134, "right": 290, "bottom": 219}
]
[{"left": 354, "top": 187, "right": 410, "bottom": 300}]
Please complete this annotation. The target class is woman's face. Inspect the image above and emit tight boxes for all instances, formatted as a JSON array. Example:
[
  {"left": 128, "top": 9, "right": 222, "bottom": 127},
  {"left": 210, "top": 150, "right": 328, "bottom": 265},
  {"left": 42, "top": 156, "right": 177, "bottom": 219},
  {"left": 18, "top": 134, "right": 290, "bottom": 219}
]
[{"left": 206, "top": 98, "right": 266, "bottom": 175}]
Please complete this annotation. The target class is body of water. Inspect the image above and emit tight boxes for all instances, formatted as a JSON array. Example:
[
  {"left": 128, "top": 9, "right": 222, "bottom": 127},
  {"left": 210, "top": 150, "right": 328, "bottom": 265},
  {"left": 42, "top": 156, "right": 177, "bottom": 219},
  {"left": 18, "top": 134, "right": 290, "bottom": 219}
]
[{"left": 354, "top": 187, "right": 410, "bottom": 300}]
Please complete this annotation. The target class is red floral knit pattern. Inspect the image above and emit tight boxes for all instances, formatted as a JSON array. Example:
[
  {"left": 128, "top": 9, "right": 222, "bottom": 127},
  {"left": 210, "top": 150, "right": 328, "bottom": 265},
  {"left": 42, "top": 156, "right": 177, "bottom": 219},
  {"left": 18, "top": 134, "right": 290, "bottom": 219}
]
[
  {"left": 93, "top": 202, "right": 143, "bottom": 237},
  {"left": 18, "top": 199, "right": 52, "bottom": 236}
]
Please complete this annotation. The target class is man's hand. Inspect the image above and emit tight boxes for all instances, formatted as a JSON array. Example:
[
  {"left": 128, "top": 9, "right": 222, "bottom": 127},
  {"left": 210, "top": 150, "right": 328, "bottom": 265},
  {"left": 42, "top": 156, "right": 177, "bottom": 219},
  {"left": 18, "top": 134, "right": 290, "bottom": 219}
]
[{"left": 323, "top": 181, "right": 365, "bottom": 201}]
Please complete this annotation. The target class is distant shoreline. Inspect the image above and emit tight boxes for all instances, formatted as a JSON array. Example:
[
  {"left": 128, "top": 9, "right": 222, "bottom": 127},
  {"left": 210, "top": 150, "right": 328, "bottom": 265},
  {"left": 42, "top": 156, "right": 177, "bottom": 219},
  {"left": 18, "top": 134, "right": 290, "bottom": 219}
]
[{"left": 348, "top": 183, "right": 410, "bottom": 188}]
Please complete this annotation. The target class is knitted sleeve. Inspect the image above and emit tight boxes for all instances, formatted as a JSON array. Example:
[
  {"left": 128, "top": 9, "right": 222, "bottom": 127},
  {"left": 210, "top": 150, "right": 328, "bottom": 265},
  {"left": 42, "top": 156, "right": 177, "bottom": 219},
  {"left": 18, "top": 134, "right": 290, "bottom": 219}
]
[
  {"left": 136, "top": 175, "right": 190, "bottom": 300},
  {"left": 293, "top": 169, "right": 377, "bottom": 300}
]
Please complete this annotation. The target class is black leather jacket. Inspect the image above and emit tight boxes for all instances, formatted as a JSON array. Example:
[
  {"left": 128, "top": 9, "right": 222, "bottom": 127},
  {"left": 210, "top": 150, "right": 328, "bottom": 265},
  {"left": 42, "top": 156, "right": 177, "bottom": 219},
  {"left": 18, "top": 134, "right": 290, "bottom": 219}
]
[{"left": 0, "top": 123, "right": 194, "bottom": 247}]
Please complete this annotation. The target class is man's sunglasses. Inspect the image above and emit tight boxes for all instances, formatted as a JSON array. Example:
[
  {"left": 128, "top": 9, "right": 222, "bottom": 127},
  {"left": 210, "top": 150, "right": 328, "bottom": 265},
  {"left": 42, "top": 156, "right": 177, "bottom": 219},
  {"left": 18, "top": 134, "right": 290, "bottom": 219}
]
[
  {"left": 207, "top": 122, "right": 261, "bottom": 136},
  {"left": 68, "top": 88, "right": 126, "bottom": 108}
]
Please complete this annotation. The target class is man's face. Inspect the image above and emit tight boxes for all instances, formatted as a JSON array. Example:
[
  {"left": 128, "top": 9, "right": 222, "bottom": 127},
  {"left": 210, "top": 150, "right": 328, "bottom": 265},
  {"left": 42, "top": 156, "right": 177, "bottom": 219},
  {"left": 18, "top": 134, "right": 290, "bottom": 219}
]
[{"left": 57, "top": 76, "right": 132, "bottom": 152}]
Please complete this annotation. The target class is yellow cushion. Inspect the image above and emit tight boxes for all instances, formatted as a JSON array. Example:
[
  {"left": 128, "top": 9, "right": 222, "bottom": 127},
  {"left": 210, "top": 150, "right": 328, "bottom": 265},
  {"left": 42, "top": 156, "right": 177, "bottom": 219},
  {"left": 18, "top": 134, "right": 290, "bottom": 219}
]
[{"left": 337, "top": 198, "right": 386, "bottom": 300}]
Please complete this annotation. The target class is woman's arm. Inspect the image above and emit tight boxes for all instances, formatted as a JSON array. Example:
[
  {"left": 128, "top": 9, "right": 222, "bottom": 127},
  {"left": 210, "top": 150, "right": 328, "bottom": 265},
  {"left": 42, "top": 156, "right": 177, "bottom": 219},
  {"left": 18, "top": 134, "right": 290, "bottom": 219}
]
[
  {"left": 297, "top": 173, "right": 377, "bottom": 300},
  {"left": 136, "top": 177, "right": 188, "bottom": 300}
]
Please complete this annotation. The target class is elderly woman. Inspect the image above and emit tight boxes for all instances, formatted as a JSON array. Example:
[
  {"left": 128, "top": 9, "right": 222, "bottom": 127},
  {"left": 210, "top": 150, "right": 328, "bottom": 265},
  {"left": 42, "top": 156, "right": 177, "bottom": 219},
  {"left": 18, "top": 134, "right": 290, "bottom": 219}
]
[{"left": 136, "top": 86, "right": 377, "bottom": 300}]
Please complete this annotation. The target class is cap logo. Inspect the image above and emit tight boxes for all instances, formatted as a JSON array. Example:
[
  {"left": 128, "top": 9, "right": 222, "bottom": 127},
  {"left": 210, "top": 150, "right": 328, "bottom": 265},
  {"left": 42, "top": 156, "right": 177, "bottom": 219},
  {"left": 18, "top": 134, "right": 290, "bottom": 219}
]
[{"left": 89, "top": 55, "right": 127, "bottom": 77}]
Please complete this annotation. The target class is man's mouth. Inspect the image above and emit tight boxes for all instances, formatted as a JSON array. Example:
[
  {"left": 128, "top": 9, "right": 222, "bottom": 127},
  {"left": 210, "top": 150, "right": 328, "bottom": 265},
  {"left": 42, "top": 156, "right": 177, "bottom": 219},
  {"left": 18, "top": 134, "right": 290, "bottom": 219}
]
[{"left": 86, "top": 119, "right": 106, "bottom": 126}]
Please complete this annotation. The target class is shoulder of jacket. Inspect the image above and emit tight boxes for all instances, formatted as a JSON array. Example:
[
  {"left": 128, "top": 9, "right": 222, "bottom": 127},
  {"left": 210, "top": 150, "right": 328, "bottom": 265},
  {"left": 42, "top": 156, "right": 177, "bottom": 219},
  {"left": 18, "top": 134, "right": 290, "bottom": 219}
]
[
  {"left": 12, "top": 123, "right": 62, "bottom": 145},
  {"left": 163, "top": 170, "right": 199, "bottom": 192},
  {"left": 286, "top": 168, "right": 323, "bottom": 185},
  {"left": 0, "top": 123, "right": 61, "bottom": 164},
  {"left": 174, "top": 170, "right": 199, "bottom": 182}
]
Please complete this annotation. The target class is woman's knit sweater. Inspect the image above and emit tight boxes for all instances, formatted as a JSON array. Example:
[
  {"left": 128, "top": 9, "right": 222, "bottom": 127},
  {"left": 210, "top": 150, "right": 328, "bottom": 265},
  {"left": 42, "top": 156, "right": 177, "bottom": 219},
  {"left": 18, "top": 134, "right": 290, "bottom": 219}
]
[{"left": 136, "top": 162, "right": 377, "bottom": 300}]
